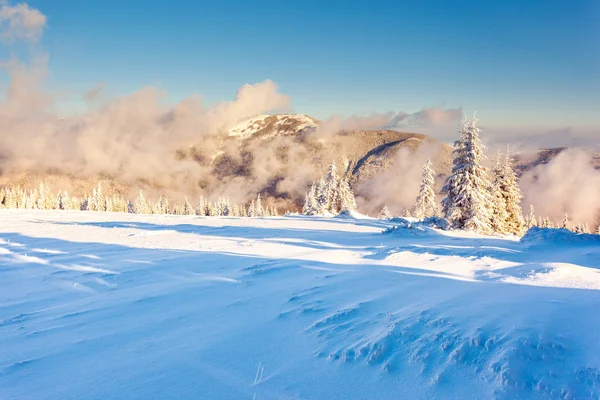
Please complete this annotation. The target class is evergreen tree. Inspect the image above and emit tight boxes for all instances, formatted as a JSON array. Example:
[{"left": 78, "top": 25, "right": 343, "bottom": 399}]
[
  {"left": 38, "top": 182, "right": 51, "bottom": 210},
  {"left": 338, "top": 178, "right": 357, "bottom": 212},
  {"left": 248, "top": 200, "right": 256, "bottom": 217},
  {"left": 183, "top": 197, "right": 193, "bottom": 215},
  {"left": 315, "top": 178, "right": 328, "bottom": 214},
  {"left": 490, "top": 154, "right": 509, "bottom": 234},
  {"left": 414, "top": 158, "right": 439, "bottom": 219},
  {"left": 378, "top": 205, "right": 392, "bottom": 219},
  {"left": 302, "top": 183, "right": 318, "bottom": 215},
  {"left": 94, "top": 183, "right": 105, "bottom": 212},
  {"left": 197, "top": 196, "right": 206, "bottom": 216},
  {"left": 255, "top": 194, "right": 264, "bottom": 217},
  {"left": 105, "top": 196, "right": 113, "bottom": 212},
  {"left": 561, "top": 213, "right": 569, "bottom": 230},
  {"left": 499, "top": 150, "right": 524, "bottom": 234},
  {"left": 441, "top": 116, "right": 493, "bottom": 233},
  {"left": 134, "top": 191, "right": 150, "bottom": 214},
  {"left": 526, "top": 205, "right": 537, "bottom": 228},
  {"left": 323, "top": 160, "right": 340, "bottom": 213}
]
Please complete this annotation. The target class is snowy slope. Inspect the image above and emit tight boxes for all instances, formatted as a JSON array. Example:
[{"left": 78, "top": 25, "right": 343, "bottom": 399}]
[
  {"left": 1, "top": 210, "right": 600, "bottom": 400},
  {"left": 229, "top": 114, "right": 318, "bottom": 138}
]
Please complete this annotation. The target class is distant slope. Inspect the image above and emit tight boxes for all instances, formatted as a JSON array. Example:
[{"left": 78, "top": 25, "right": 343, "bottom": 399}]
[{"left": 0, "top": 113, "right": 596, "bottom": 210}]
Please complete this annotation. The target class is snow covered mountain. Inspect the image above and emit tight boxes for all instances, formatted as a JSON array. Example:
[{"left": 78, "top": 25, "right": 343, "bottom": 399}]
[
  {"left": 228, "top": 114, "right": 318, "bottom": 139},
  {"left": 0, "top": 113, "right": 597, "bottom": 215},
  {"left": 2, "top": 209, "right": 600, "bottom": 399}
]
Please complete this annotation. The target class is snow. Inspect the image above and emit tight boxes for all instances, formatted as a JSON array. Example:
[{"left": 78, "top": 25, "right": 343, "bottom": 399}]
[
  {"left": 229, "top": 114, "right": 317, "bottom": 138},
  {"left": 1, "top": 209, "right": 600, "bottom": 399}
]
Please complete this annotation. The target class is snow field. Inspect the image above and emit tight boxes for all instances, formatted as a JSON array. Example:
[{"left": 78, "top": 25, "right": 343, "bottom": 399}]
[{"left": 1, "top": 210, "right": 600, "bottom": 399}]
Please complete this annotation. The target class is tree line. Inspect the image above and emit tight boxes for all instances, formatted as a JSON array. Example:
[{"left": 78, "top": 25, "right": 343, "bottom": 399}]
[{"left": 0, "top": 183, "right": 281, "bottom": 217}]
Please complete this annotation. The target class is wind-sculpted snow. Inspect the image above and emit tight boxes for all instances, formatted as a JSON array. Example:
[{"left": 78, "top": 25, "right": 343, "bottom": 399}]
[{"left": 1, "top": 210, "right": 599, "bottom": 399}]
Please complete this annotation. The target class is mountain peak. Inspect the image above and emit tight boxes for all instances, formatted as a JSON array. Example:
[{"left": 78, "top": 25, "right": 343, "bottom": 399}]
[{"left": 229, "top": 114, "right": 318, "bottom": 139}]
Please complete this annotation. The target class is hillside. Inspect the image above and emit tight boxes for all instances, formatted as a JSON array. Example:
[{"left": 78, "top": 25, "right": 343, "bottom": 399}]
[
  {"left": 2, "top": 210, "right": 600, "bottom": 399},
  {"left": 0, "top": 114, "right": 596, "bottom": 212}
]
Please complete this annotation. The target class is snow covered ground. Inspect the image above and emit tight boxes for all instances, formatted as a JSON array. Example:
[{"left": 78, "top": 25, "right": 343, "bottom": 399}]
[{"left": 1, "top": 210, "right": 600, "bottom": 399}]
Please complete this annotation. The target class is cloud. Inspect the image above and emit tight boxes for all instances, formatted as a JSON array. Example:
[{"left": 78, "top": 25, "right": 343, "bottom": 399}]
[
  {"left": 520, "top": 148, "right": 600, "bottom": 227},
  {"left": 0, "top": 1, "right": 46, "bottom": 42},
  {"left": 486, "top": 127, "right": 600, "bottom": 151},
  {"left": 388, "top": 107, "right": 463, "bottom": 140}
]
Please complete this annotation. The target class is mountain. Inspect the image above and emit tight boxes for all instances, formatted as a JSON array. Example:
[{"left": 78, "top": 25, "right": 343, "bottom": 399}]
[
  {"left": 0, "top": 113, "right": 596, "bottom": 213},
  {"left": 229, "top": 114, "right": 318, "bottom": 139}
]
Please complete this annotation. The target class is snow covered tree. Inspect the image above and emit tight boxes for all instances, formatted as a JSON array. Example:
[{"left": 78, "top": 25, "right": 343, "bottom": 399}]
[
  {"left": 490, "top": 154, "right": 509, "bottom": 234},
  {"left": 323, "top": 160, "right": 341, "bottom": 213},
  {"left": 255, "top": 194, "right": 264, "bottom": 217},
  {"left": 499, "top": 150, "right": 524, "bottom": 234},
  {"left": 134, "top": 191, "right": 151, "bottom": 214},
  {"left": 414, "top": 158, "right": 439, "bottom": 220},
  {"left": 338, "top": 178, "right": 357, "bottom": 212},
  {"left": 402, "top": 208, "right": 412, "bottom": 218},
  {"left": 248, "top": 200, "right": 256, "bottom": 217},
  {"left": 526, "top": 205, "right": 537, "bottom": 228},
  {"left": 183, "top": 197, "right": 194, "bottom": 215},
  {"left": 302, "top": 183, "right": 318, "bottom": 215},
  {"left": 378, "top": 205, "right": 392, "bottom": 219},
  {"left": 37, "top": 182, "right": 52, "bottom": 210},
  {"left": 104, "top": 196, "right": 113, "bottom": 213},
  {"left": 561, "top": 213, "right": 569, "bottom": 230},
  {"left": 441, "top": 116, "right": 493, "bottom": 233},
  {"left": 93, "top": 183, "right": 105, "bottom": 212},
  {"left": 315, "top": 178, "right": 328, "bottom": 215}
]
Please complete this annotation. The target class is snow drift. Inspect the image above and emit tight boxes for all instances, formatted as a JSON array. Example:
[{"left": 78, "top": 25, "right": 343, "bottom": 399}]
[{"left": 1, "top": 210, "right": 600, "bottom": 399}]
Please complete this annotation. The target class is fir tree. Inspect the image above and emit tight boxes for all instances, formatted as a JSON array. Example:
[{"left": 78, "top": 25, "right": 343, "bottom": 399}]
[
  {"left": 134, "top": 191, "right": 150, "bottom": 214},
  {"left": 338, "top": 178, "right": 357, "bottom": 212},
  {"left": 561, "top": 213, "right": 569, "bottom": 230},
  {"left": 94, "top": 183, "right": 105, "bottom": 212},
  {"left": 183, "top": 197, "right": 193, "bottom": 215},
  {"left": 323, "top": 160, "right": 341, "bottom": 213},
  {"left": 248, "top": 200, "right": 256, "bottom": 217},
  {"left": 490, "top": 154, "right": 509, "bottom": 234},
  {"left": 315, "top": 178, "right": 328, "bottom": 215},
  {"left": 441, "top": 116, "right": 493, "bottom": 233},
  {"left": 499, "top": 150, "right": 524, "bottom": 234},
  {"left": 526, "top": 205, "right": 537, "bottom": 228},
  {"left": 255, "top": 194, "right": 264, "bottom": 217},
  {"left": 378, "top": 205, "right": 392, "bottom": 219},
  {"left": 414, "top": 158, "right": 439, "bottom": 219},
  {"left": 105, "top": 196, "right": 113, "bottom": 212}
]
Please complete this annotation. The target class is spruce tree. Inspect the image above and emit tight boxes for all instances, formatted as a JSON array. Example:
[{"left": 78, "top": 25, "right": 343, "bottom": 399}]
[
  {"left": 183, "top": 197, "right": 193, "bottom": 215},
  {"left": 490, "top": 154, "right": 509, "bottom": 234},
  {"left": 500, "top": 150, "right": 524, "bottom": 234},
  {"left": 135, "top": 191, "right": 150, "bottom": 214},
  {"left": 255, "top": 194, "right": 264, "bottom": 217},
  {"left": 526, "top": 205, "right": 537, "bottom": 228},
  {"left": 324, "top": 160, "right": 340, "bottom": 214},
  {"left": 378, "top": 205, "right": 392, "bottom": 219},
  {"left": 414, "top": 158, "right": 439, "bottom": 219},
  {"left": 441, "top": 116, "right": 492, "bottom": 233},
  {"left": 561, "top": 213, "right": 569, "bottom": 230},
  {"left": 338, "top": 178, "right": 357, "bottom": 212},
  {"left": 316, "top": 178, "right": 328, "bottom": 214}
]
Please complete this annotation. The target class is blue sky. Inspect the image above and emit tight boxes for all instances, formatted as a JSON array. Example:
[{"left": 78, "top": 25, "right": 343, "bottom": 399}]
[{"left": 14, "top": 0, "right": 600, "bottom": 133}]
